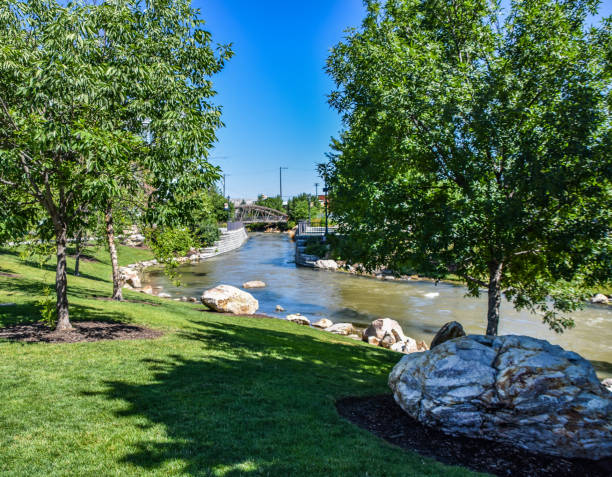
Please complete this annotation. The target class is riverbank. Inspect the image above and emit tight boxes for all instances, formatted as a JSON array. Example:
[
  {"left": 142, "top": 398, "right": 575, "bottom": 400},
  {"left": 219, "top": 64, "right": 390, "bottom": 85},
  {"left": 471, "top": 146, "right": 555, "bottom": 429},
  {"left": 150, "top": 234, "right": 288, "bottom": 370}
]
[{"left": 0, "top": 245, "right": 481, "bottom": 476}]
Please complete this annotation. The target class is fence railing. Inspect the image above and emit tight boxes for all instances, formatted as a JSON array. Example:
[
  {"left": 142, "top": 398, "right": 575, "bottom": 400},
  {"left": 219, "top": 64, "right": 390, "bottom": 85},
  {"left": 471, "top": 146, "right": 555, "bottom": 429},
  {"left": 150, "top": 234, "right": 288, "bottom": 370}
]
[{"left": 297, "top": 221, "right": 338, "bottom": 236}]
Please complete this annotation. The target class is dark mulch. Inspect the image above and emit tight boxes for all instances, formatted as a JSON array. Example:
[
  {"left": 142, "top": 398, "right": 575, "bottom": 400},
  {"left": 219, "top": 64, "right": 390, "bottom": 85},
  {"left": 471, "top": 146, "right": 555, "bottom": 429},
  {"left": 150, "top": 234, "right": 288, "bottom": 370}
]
[
  {"left": 0, "top": 321, "right": 163, "bottom": 343},
  {"left": 336, "top": 394, "right": 612, "bottom": 477}
]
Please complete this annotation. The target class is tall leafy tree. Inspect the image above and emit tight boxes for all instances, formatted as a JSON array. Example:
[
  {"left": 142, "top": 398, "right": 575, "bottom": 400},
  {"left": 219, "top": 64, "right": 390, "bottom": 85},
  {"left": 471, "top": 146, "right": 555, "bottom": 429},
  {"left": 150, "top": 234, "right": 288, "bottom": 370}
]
[
  {"left": 255, "top": 194, "right": 284, "bottom": 212},
  {"left": 0, "top": 0, "right": 231, "bottom": 329},
  {"left": 326, "top": 0, "right": 611, "bottom": 335}
]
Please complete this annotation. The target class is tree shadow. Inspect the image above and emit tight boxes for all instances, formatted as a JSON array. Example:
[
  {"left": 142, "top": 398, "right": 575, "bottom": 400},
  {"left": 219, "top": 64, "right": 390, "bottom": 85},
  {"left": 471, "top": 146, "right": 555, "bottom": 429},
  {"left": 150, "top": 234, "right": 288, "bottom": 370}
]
[
  {"left": 0, "top": 274, "right": 110, "bottom": 302},
  {"left": 89, "top": 318, "right": 444, "bottom": 476},
  {"left": 0, "top": 301, "right": 136, "bottom": 328}
]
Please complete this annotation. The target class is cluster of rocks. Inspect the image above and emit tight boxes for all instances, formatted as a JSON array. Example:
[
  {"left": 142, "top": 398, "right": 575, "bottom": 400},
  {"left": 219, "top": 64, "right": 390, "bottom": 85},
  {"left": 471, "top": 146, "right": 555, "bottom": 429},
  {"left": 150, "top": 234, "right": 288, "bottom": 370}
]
[
  {"left": 389, "top": 331, "right": 612, "bottom": 460},
  {"left": 120, "top": 226, "right": 145, "bottom": 247},
  {"left": 311, "top": 258, "right": 425, "bottom": 282},
  {"left": 198, "top": 285, "right": 445, "bottom": 355},
  {"left": 119, "top": 261, "right": 158, "bottom": 289},
  {"left": 362, "top": 318, "right": 429, "bottom": 353}
]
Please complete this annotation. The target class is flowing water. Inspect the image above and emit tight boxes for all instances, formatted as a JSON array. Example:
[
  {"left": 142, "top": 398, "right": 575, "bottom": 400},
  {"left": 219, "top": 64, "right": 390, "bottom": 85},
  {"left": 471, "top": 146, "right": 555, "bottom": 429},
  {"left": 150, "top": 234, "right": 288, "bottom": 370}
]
[{"left": 143, "top": 233, "right": 612, "bottom": 378}]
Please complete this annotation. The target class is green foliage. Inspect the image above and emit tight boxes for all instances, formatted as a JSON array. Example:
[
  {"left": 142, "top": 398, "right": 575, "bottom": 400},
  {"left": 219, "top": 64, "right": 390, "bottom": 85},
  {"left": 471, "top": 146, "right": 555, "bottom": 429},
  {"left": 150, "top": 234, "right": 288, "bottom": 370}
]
[
  {"left": 0, "top": 0, "right": 231, "bottom": 322},
  {"left": 36, "top": 286, "right": 57, "bottom": 328},
  {"left": 194, "top": 217, "right": 221, "bottom": 246},
  {"left": 286, "top": 193, "right": 321, "bottom": 223},
  {"left": 145, "top": 227, "right": 196, "bottom": 285},
  {"left": 304, "top": 237, "right": 328, "bottom": 258},
  {"left": 326, "top": 0, "right": 612, "bottom": 333},
  {"left": 18, "top": 241, "right": 57, "bottom": 326},
  {"left": 255, "top": 194, "right": 284, "bottom": 211}
]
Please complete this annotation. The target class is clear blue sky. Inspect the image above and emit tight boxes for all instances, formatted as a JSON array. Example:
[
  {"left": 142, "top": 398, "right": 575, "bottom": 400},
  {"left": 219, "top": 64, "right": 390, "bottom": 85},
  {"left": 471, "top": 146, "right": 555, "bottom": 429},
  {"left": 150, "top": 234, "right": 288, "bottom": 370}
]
[
  {"left": 195, "top": 0, "right": 611, "bottom": 200},
  {"left": 193, "top": 0, "right": 365, "bottom": 200}
]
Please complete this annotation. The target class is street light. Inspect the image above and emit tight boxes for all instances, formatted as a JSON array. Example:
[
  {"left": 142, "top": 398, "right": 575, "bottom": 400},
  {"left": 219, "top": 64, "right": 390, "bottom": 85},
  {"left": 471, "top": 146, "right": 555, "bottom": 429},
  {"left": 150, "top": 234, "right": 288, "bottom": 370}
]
[{"left": 323, "top": 186, "right": 329, "bottom": 237}]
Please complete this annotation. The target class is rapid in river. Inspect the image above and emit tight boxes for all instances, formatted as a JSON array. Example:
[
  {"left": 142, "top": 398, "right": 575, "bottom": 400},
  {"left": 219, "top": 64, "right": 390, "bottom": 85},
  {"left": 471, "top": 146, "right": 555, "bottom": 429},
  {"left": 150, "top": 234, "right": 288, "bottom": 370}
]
[{"left": 142, "top": 233, "right": 612, "bottom": 378}]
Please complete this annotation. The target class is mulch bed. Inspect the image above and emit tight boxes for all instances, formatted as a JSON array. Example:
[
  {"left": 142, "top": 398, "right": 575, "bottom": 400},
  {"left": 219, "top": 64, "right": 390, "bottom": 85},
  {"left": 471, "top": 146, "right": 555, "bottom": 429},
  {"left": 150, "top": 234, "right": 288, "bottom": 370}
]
[
  {"left": 336, "top": 394, "right": 612, "bottom": 477},
  {"left": 0, "top": 321, "right": 163, "bottom": 343}
]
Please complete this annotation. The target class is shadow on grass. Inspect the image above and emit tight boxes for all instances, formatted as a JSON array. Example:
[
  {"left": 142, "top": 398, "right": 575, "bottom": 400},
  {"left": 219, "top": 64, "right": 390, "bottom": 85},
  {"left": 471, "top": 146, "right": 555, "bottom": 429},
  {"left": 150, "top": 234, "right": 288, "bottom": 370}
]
[
  {"left": 0, "top": 302, "right": 136, "bottom": 328},
  {"left": 91, "top": 318, "right": 431, "bottom": 476}
]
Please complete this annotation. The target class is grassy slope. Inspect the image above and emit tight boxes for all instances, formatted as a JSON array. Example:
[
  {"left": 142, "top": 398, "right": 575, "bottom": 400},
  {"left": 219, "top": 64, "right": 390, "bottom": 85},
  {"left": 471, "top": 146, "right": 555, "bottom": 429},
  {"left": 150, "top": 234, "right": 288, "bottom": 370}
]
[{"left": 0, "top": 245, "right": 481, "bottom": 477}]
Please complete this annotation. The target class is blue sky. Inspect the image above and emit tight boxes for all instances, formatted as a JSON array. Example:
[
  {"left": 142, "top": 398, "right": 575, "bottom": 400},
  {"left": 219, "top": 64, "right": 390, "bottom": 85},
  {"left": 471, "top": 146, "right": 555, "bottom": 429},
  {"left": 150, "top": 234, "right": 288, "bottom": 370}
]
[
  {"left": 195, "top": 0, "right": 611, "bottom": 200},
  {"left": 194, "top": 0, "right": 365, "bottom": 200}
]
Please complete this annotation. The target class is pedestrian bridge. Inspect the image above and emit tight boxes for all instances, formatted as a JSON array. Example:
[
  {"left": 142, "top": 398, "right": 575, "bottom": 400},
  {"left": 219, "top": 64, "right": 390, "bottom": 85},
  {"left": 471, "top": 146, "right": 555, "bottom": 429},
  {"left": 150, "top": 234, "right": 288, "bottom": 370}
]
[{"left": 234, "top": 204, "right": 288, "bottom": 224}]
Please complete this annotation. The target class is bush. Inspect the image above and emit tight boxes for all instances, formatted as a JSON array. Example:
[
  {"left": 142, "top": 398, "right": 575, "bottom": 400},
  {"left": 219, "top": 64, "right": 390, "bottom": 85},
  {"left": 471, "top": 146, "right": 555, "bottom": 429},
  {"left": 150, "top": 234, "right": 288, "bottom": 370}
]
[
  {"left": 304, "top": 237, "right": 328, "bottom": 258},
  {"left": 195, "top": 218, "right": 220, "bottom": 246}
]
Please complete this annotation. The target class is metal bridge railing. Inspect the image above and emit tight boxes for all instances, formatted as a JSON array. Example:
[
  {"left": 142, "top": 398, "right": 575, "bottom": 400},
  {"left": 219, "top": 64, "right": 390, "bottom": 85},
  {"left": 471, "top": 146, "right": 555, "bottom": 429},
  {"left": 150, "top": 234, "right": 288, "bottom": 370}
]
[{"left": 297, "top": 221, "right": 338, "bottom": 236}]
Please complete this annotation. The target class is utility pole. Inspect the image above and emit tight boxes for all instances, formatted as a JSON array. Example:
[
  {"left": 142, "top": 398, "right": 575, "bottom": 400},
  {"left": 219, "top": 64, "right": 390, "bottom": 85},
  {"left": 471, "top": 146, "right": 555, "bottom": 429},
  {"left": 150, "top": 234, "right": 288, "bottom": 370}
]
[
  {"left": 279, "top": 167, "right": 288, "bottom": 202},
  {"left": 314, "top": 182, "right": 319, "bottom": 200},
  {"left": 308, "top": 195, "right": 311, "bottom": 224}
]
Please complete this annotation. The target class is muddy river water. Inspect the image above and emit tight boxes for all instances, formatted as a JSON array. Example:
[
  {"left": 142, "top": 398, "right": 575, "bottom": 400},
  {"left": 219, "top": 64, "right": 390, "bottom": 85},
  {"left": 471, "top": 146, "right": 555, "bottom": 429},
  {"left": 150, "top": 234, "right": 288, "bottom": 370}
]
[{"left": 143, "top": 233, "right": 612, "bottom": 378}]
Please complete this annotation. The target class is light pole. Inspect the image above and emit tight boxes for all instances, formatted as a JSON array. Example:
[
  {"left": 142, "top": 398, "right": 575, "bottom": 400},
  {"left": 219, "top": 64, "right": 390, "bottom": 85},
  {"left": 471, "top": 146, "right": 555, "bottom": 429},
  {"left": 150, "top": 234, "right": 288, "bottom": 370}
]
[
  {"left": 227, "top": 195, "right": 231, "bottom": 224},
  {"left": 314, "top": 182, "right": 319, "bottom": 223},
  {"left": 279, "top": 167, "right": 288, "bottom": 202},
  {"left": 323, "top": 185, "right": 329, "bottom": 237}
]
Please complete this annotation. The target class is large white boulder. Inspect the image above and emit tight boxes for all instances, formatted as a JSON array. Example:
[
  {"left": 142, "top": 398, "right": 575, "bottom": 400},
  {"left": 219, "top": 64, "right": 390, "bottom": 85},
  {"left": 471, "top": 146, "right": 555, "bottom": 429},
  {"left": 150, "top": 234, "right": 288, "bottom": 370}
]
[
  {"left": 201, "top": 285, "right": 259, "bottom": 315},
  {"left": 389, "top": 334, "right": 612, "bottom": 460},
  {"left": 315, "top": 259, "right": 338, "bottom": 270}
]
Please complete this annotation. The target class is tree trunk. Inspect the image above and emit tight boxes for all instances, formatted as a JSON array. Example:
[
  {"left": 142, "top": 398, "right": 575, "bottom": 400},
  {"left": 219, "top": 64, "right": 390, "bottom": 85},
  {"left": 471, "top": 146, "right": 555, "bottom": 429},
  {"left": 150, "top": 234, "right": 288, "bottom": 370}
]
[
  {"left": 486, "top": 261, "right": 504, "bottom": 336},
  {"left": 105, "top": 204, "right": 123, "bottom": 301},
  {"left": 74, "top": 230, "right": 83, "bottom": 276},
  {"left": 55, "top": 224, "right": 73, "bottom": 331}
]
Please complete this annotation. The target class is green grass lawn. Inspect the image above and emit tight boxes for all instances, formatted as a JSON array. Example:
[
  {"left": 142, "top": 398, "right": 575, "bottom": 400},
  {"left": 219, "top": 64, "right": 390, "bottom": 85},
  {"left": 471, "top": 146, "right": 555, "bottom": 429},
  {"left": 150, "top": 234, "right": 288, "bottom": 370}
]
[{"left": 0, "top": 245, "right": 481, "bottom": 477}]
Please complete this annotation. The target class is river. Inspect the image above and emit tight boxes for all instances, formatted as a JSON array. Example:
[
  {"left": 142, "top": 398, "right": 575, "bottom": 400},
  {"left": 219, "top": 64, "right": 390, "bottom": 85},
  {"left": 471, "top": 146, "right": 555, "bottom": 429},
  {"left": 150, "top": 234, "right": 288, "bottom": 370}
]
[{"left": 143, "top": 233, "right": 612, "bottom": 378}]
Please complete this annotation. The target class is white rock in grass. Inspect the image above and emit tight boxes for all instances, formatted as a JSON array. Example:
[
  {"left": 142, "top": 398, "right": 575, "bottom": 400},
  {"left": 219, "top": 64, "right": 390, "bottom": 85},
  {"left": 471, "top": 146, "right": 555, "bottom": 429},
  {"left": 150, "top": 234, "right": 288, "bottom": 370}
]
[
  {"left": 312, "top": 318, "right": 333, "bottom": 329},
  {"left": 286, "top": 314, "right": 311, "bottom": 326},
  {"left": 201, "top": 285, "right": 259, "bottom": 315}
]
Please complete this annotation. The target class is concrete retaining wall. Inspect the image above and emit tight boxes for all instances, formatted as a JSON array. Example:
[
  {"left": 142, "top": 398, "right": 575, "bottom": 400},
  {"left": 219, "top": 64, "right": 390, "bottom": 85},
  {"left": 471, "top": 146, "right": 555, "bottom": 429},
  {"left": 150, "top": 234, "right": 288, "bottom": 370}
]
[
  {"left": 120, "top": 227, "right": 249, "bottom": 282},
  {"left": 195, "top": 227, "right": 249, "bottom": 260}
]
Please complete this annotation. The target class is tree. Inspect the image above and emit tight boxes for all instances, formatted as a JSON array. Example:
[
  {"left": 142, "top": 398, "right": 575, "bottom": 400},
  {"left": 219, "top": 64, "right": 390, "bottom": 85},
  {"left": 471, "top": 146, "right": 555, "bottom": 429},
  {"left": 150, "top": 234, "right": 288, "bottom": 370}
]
[
  {"left": 0, "top": 0, "right": 231, "bottom": 329},
  {"left": 255, "top": 194, "right": 284, "bottom": 211},
  {"left": 286, "top": 193, "right": 321, "bottom": 223},
  {"left": 325, "top": 0, "right": 611, "bottom": 335}
]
